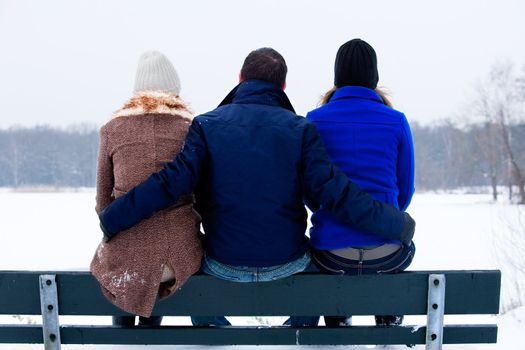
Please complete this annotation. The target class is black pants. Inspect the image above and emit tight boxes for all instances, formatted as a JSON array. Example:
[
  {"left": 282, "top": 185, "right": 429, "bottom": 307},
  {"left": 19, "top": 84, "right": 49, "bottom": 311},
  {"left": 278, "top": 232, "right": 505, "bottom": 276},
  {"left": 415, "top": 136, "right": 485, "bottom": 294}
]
[
  {"left": 313, "top": 243, "right": 416, "bottom": 326},
  {"left": 112, "top": 316, "right": 162, "bottom": 326}
]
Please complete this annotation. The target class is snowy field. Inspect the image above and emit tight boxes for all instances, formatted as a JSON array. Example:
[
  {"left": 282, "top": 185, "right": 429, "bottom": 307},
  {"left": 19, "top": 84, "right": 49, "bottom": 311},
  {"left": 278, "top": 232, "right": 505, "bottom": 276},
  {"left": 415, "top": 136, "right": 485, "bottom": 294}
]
[{"left": 0, "top": 190, "right": 524, "bottom": 349}]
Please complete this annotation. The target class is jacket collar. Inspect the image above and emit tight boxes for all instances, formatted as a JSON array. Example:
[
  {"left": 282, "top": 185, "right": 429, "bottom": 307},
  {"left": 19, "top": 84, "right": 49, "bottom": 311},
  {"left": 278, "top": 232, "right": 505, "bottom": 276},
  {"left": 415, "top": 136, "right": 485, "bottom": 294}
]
[
  {"left": 218, "top": 80, "right": 295, "bottom": 113},
  {"left": 331, "top": 86, "right": 383, "bottom": 104},
  {"left": 112, "top": 91, "right": 193, "bottom": 120}
]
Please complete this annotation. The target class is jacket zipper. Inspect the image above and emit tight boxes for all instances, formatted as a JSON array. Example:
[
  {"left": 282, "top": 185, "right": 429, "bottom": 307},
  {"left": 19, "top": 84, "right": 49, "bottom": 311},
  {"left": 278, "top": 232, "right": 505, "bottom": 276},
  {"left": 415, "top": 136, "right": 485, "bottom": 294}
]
[{"left": 358, "top": 249, "right": 364, "bottom": 275}]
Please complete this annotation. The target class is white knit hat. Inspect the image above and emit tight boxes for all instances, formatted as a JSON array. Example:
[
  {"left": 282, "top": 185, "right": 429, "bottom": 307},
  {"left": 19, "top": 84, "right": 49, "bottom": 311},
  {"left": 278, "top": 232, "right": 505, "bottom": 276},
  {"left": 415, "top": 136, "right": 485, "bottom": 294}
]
[{"left": 133, "top": 51, "right": 181, "bottom": 95}]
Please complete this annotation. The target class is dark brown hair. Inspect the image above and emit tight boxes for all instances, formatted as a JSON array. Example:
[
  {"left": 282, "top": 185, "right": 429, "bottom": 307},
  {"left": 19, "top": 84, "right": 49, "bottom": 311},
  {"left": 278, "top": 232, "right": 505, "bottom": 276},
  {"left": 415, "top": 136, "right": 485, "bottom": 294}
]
[{"left": 240, "top": 48, "right": 287, "bottom": 87}]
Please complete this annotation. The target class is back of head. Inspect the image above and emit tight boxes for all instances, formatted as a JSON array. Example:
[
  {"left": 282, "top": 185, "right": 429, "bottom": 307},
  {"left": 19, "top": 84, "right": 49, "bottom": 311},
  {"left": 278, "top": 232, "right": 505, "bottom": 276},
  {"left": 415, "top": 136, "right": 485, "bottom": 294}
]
[
  {"left": 334, "top": 39, "right": 379, "bottom": 89},
  {"left": 240, "top": 48, "right": 287, "bottom": 87},
  {"left": 134, "top": 50, "right": 181, "bottom": 95}
]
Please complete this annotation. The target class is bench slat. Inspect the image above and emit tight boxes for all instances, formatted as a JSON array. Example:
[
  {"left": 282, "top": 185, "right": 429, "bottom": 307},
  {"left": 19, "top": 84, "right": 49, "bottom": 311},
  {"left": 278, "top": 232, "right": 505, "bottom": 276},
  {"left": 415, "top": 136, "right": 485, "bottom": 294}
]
[
  {"left": 0, "top": 270, "right": 501, "bottom": 316},
  {"left": 0, "top": 272, "right": 41, "bottom": 315},
  {"left": 0, "top": 325, "right": 43, "bottom": 343},
  {"left": 0, "top": 325, "right": 498, "bottom": 345}
]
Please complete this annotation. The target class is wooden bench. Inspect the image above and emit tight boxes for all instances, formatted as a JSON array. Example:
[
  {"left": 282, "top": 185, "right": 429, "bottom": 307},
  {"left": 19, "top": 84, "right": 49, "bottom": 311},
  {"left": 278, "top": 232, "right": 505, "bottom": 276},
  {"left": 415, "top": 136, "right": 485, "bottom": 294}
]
[{"left": 0, "top": 270, "right": 500, "bottom": 349}]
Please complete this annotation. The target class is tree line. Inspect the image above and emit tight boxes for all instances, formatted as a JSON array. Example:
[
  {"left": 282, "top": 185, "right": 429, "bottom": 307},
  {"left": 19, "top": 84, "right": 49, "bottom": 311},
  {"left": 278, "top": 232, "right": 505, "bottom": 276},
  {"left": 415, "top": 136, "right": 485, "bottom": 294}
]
[
  {"left": 0, "top": 125, "right": 98, "bottom": 188},
  {"left": 412, "top": 121, "right": 525, "bottom": 197},
  {"left": 0, "top": 121, "right": 523, "bottom": 199}
]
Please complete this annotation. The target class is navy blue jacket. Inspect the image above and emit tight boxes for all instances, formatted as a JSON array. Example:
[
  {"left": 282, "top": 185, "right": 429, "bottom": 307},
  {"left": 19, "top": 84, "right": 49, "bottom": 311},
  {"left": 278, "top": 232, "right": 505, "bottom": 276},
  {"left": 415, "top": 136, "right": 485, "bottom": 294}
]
[
  {"left": 307, "top": 86, "right": 415, "bottom": 249},
  {"left": 99, "top": 80, "right": 406, "bottom": 267}
]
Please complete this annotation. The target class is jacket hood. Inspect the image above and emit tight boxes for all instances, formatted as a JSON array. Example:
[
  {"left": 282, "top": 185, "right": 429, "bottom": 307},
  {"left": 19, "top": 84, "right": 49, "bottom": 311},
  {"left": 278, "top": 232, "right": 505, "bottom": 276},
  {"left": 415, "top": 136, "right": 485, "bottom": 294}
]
[{"left": 218, "top": 80, "right": 295, "bottom": 113}]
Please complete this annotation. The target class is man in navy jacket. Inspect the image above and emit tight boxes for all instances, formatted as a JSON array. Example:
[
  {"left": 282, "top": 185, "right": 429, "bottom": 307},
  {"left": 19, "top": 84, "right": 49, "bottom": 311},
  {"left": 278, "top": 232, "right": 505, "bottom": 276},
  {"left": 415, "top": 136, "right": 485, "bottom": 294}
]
[{"left": 99, "top": 48, "right": 415, "bottom": 325}]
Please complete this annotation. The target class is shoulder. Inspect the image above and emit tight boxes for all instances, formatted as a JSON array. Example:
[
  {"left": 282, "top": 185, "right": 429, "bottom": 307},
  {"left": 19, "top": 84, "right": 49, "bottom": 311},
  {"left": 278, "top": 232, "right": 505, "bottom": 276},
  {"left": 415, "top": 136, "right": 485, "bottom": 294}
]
[
  {"left": 385, "top": 108, "right": 411, "bottom": 132},
  {"left": 99, "top": 116, "right": 131, "bottom": 140},
  {"left": 101, "top": 115, "right": 132, "bottom": 131},
  {"left": 99, "top": 120, "right": 113, "bottom": 137},
  {"left": 306, "top": 104, "right": 328, "bottom": 122},
  {"left": 383, "top": 105, "right": 407, "bottom": 122},
  {"left": 274, "top": 109, "right": 311, "bottom": 130},
  {"left": 99, "top": 114, "right": 150, "bottom": 141}
]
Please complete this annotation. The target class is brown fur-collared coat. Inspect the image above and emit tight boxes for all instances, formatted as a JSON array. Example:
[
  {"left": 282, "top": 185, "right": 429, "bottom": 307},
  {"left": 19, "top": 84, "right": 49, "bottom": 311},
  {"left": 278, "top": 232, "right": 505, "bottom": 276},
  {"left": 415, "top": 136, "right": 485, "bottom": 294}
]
[{"left": 90, "top": 91, "right": 203, "bottom": 317}]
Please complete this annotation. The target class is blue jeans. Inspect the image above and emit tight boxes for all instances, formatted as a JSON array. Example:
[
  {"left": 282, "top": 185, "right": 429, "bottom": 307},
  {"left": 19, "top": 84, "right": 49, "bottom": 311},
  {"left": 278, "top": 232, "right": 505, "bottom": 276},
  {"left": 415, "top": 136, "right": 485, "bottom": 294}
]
[{"left": 191, "top": 252, "right": 319, "bottom": 327}]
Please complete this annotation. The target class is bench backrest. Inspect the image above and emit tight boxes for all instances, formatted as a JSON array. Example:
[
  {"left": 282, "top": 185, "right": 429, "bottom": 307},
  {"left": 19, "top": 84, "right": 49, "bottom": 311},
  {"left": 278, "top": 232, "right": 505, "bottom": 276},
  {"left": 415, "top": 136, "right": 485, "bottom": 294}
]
[
  {"left": 0, "top": 270, "right": 501, "bottom": 347},
  {"left": 0, "top": 270, "right": 501, "bottom": 316}
]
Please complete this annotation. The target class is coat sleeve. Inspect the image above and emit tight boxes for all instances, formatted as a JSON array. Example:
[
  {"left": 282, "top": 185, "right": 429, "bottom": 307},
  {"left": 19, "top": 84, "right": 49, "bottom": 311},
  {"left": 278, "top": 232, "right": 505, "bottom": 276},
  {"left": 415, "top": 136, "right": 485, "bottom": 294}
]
[
  {"left": 99, "top": 118, "right": 207, "bottom": 236},
  {"left": 95, "top": 126, "right": 114, "bottom": 214},
  {"left": 301, "top": 121, "right": 406, "bottom": 241},
  {"left": 396, "top": 115, "right": 415, "bottom": 211}
]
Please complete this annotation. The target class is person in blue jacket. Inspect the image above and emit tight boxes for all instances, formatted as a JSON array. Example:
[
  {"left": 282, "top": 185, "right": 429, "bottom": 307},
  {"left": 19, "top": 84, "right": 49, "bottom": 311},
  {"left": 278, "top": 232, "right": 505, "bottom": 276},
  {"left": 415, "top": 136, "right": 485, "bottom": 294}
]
[
  {"left": 307, "top": 39, "right": 416, "bottom": 327},
  {"left": 98, "top": 47, "right": 415, "bottom": 327}
]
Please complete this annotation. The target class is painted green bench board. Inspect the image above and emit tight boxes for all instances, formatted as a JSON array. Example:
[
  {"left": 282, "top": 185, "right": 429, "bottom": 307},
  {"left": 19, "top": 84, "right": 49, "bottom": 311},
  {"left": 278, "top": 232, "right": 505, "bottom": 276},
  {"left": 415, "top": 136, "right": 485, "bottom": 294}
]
[{"left": 0, "top": 270, "right": 501, "bottom": 347}]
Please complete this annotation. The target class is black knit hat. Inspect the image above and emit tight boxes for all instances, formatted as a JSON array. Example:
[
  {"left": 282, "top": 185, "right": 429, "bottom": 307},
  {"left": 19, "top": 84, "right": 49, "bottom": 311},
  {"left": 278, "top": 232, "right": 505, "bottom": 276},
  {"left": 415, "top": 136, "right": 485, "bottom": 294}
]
[{"left": 334, "top": 39, "right": 379, "bottom": 89}]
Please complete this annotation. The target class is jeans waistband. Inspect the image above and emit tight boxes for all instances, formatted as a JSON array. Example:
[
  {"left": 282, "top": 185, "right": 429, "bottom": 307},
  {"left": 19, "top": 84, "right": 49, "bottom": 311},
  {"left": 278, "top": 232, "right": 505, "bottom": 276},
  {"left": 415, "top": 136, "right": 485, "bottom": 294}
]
[
  {"left": 329, "top": 244, "right": 402, "bottom": 261},
  {"left": 202, "top": 251, "right": 312, "bottom": 282}
]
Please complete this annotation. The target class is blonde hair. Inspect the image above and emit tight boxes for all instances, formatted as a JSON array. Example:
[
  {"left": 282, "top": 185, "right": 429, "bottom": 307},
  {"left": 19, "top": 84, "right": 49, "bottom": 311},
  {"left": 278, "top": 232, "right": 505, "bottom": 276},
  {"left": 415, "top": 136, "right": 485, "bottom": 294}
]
[{"left": 319, "top": 86, "right": 393, "bottom": 108}]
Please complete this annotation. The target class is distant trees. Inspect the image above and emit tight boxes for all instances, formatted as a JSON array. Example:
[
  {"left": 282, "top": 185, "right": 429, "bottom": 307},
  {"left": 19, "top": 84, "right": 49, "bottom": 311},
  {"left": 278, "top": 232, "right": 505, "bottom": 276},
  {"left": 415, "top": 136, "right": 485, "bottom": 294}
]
[
  {"left": 412, "top": 119, "right": 525, "bottom": 200},
  {"left": 470, "top": 62, "right": 525, "bottom": 203},
  {"left": 413, "top": 121, "right": 499, "bottom": 191},
  {"left": 0, "top": 121, "right": 523, "bottom": 193},
  {"left": 0, "top": 125, "right": 98, "bottom": 188}
]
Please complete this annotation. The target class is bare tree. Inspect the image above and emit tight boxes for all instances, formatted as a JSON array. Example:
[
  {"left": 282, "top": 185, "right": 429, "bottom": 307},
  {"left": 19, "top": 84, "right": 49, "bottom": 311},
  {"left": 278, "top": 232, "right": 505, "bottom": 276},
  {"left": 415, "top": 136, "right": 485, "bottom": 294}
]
[
  {"left": 473, "top": 121, "right": 500, "bottom": 200},
  {"left": 473, "top": 82, "right": 502, "bottom": 201},
  {"left": 474, "top": 62, "right": 525, "bottom": 204}
]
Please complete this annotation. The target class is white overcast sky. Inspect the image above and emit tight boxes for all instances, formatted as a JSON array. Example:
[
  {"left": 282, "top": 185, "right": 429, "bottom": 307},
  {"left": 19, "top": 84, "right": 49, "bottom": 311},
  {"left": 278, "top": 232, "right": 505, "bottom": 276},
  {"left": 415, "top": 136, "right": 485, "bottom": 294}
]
[{"left": 0, "top": 0, "right": 524, "bottom": 128}]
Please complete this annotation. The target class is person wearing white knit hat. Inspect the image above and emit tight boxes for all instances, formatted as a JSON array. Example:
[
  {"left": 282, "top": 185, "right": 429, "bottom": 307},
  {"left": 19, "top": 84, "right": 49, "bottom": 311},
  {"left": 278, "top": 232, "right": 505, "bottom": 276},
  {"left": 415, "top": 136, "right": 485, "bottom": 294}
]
[
  {"left": 134, "top": 50, "right": 182, "bottom": 95},
  {"left": 90, "top": 51, "right": 202, "bottom": 327}
]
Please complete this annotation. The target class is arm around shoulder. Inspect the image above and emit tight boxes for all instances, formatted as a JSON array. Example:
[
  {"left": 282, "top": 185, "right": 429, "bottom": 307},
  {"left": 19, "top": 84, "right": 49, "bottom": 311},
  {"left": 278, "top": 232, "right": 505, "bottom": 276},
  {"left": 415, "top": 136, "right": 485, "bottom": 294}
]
[
  {"left": 301, "top": 121, "right": 409, "bottom": 241},
  {"left": 99, "top": 118, "right": 208, "bottom": 239}
]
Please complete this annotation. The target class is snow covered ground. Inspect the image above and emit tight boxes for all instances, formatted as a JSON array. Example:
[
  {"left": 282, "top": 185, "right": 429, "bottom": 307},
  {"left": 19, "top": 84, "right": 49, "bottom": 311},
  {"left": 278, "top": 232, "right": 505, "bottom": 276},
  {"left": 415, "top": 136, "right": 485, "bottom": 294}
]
[{"left": 0, "top": 190, "right": 524, "bottom": 349}]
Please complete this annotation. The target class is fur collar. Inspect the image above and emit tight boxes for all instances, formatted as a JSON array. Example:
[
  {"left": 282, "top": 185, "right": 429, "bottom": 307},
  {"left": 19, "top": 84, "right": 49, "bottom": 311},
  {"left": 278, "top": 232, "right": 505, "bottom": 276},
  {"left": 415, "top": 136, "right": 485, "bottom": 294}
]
[{"left": 113, "top": 91, "right": 193, "bottom": 120}]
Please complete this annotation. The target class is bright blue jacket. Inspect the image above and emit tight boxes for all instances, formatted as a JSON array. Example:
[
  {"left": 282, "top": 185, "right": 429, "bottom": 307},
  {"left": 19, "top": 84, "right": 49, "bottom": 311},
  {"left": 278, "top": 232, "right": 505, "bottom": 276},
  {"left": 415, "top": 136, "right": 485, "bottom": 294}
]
[
  {"left": 307, "top": 86, "right": 415, "bottom": 249},
  {"left": 99, "top": 81, "right": 407, "bottom": 266}
]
